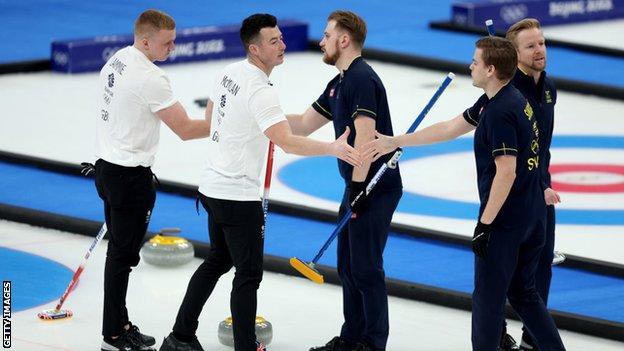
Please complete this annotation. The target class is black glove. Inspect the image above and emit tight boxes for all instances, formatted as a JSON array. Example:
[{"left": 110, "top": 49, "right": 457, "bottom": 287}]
[
  {"left": 472, "top": 221, "right": 492, "bottom": 258},
  {"left": 80, "top": 162, "right": 96, "bottom": 177},
  {"left": 348, "top": 181, "right": 368, "bottom": 214}
]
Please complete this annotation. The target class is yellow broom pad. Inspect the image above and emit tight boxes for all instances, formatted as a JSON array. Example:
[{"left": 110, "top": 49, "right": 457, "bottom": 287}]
[{"left": 289, "top": 257, "right": 324, "bottom": 284}]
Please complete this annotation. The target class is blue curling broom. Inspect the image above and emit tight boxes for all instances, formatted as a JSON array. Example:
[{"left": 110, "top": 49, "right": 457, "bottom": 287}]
[{"left": 290, "top": 72, "right": 456, "bottom": 284}]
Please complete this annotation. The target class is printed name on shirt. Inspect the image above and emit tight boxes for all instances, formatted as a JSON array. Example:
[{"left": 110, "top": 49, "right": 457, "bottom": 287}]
[
  {"left": 216, "top": 94, "right": 226, "bottom": 125},
  {"left": 109, "top": 58, "right": 126, "bottom": 76},
  {"left": 221, "top": 75, "right": 240, "bottom": 96}
]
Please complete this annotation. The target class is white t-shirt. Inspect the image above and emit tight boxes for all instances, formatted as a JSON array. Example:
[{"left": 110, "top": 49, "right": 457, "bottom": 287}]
[
  {"left": 95, "top": 46, "right": 176, "bottom": 167},
  {"left": 199, "top": 60, "right": 286, "bottom": 201}
]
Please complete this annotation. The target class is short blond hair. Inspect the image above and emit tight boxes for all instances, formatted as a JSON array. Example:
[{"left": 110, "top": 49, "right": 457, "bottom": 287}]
[
  {"left": 506, "top": 18, "right": 541, "bottom": 47},
  {"left": 134, "top": 9, "right": 175, "bottom": 38}
]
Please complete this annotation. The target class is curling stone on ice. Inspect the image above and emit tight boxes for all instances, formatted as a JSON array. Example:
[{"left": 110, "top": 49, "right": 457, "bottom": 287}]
[
  {"left": 141, "top": 228, "right": 194, "bottom": 266},
  {"left": 218, "top": 316, "right": 273, "bottom": 346}
]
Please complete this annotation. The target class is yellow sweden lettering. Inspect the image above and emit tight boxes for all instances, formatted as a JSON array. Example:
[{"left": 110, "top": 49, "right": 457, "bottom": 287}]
[{"left": 527, "top": 156, "right": 539, "bottom": 170}]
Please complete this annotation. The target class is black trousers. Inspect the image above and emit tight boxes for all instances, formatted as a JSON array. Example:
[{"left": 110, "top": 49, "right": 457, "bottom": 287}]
[
  {"left": 95, "top": 159, "right": 156, "bottom": 337},
  {"left": 337, "top": 187, "right": 402, "bottom": 350},
  {"left": 472, "top": 219, "right": 565, "bottom": 351},
  {"left": 173, "top": 194, "right": 264, "bottom": 351}
]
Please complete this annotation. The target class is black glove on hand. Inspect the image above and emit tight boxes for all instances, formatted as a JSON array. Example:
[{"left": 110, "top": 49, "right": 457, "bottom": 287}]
[
  {"left": 349, "top": 181, "right": 368, "bottom": 214},
  {"left": 80, "top": 162, "right": 96, "bottom": 177},
  {"left": 472, "top": 221, "right": 492, "bottom": 258}
]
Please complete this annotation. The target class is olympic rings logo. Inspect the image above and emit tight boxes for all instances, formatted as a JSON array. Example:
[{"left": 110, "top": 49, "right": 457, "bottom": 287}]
[
  {"left": 52, "top": 51, "right": 69, "bottom": 66},
  {"left": 500, "top": 4, "right": 529, "bottom": 24}
]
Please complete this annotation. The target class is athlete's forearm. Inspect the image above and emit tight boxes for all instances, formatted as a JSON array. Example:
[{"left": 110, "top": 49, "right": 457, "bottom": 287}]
[
  {"left": 179, "top": 119, "right": 211, "bottom": 140},
  {"left": 480, "top": 166, "right": 515, "bottom": 224},
  {"left": 279, "top": 134, "right": 331, "bottom": 156},
  {"left": 398, "top": 117, "right": 468, "bottom": 148},
  {"left": 352, "top": 125, "right": 373, "bottom": 182},
  {"left": 286, "top": 114, "right": 309, "bottom": 136}
]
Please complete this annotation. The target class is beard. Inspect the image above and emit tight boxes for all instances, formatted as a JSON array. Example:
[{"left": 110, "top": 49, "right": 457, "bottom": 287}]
[
  {"left": 522, "top": 56, "right": 546, "bottom": 72},
  {"left": 531, "top": 58, "right": 546, "bottom": 72},
  {"left": 322, "top": 42, "right": 340, "bottom": 65}
]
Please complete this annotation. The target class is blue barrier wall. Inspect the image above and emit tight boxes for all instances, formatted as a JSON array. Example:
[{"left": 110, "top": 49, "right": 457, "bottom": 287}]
[
  {"left": 1, "top": 1, "right": 623, "bottom": 91},
  {"left": 452, "top": 0, "right": 624, "bottom": 29},
  {"left": 51, "top": 20, "right": 307, "bottom": 73}
]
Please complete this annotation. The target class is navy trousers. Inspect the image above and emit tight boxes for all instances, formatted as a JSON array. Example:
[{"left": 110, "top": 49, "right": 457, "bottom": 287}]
[
  {"left": 472, "top": 219, "right": 565, "bottom": 351},
  {"left": 337, "top": 187, "right": 401, "bottom": 350},
  {"left": 521, "top": 205, "right": 556, "bottom": 347}
]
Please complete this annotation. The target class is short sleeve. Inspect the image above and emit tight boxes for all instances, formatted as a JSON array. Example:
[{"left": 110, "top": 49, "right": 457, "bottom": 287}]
[
  {"left": 489, "top": 110, "right": 519, "bottom": 158},
  {"left": 144, "top": 72, "right": 177, "bottom": 113},
  {"left": 463, "top": 94, "right": 488, "bottom": 127},
  {"left": 312, "top": 88, "right": 332, "bottom": 120},
  {"left": 209, "top": 73, "right": 222, "bottom": 104},
  {"left": 347, "top": 76, "right": 377, "bottom": 120},
  {"left": 248, "top": 85, "right": 287, "bottom": 132},
  {"left": 551, "top": 83, "right": 557, "bottom": 104}
]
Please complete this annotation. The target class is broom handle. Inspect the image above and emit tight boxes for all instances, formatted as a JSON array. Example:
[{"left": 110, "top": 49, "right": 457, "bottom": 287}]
[
  {"left": 311, "top": 72, "right": 455, "bottom": 265},
  {"left": 55, "top": 223, "right": 107, "bottom": 311}
]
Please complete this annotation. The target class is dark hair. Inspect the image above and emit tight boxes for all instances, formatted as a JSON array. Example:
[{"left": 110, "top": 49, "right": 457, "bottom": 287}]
[
  {"left": 134, "top": 9, "right": 175, "bottom": 38},
  {"left": 328, "top": 10, "right": 367, "bottom": 49},
  {"left": 240, "top": 14, "right": 278, "bottom": 51},
  {"left": 475, "top": 37, "right": 517, "bottom": 81}
]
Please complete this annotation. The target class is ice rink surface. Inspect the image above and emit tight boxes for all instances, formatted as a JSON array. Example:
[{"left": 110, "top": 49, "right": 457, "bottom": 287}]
[
  {"left": 1, "top": 52, "right": 622, "bottom": 264},
  {"left": 4, "top": 220, "right": 623, "bottom": 351},
  {"left": 1, "top": 24, "right": 624, "bottom": 348}
]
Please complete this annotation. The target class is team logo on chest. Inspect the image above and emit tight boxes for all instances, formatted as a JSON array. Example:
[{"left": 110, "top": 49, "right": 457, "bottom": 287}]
[
  {"left": 107, "top": 73, "right": 115, "bottom": 88},
  {"left": 524, "top": 102, "right": 534, "bottom": 120},
  {"left": 545, "top": 90, "right": 553, "bottom": 104},
  {"left": 329, "top": 88, "right": 335, "bottom": 98},
  {"left": 217, "top": 94, "right": 226, "bottom": 125}
]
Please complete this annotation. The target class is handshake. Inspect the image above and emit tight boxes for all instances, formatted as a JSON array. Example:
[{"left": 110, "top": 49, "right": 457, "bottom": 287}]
[
  {"left": 329, "top": 127, "right": 401, "bottom": 168},
  {"left": 328, "top": 128, "right": 402, "bottom": 216}
]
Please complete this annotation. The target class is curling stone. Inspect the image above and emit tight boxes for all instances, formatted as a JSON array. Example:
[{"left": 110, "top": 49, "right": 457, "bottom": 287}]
[
  {"left": 552, "top": 250, "right": 566, "bottom": 265},
  {"left": 141, "top": 234, "right": 194, "bottom": 267},
  {"left": 218, "top": 316, "right": 273, "bottom": 347}
]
